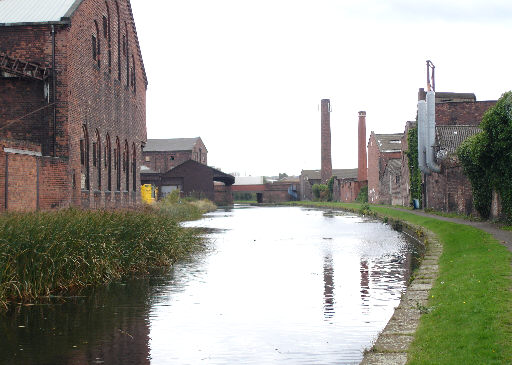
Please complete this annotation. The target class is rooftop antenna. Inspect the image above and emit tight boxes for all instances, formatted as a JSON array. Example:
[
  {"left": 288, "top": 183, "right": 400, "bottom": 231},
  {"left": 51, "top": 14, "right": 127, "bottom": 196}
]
[{"left": 426, "top": 60, "right": 435, "bottom": 92}]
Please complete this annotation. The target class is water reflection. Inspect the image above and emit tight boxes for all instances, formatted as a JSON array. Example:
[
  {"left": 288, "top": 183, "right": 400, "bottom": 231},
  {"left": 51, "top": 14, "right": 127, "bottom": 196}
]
[
  {"left": 0, "top": 277, "right": 159, "bottom": 365},
  {"left": 0, "top": 206, "right": 422, "bottom": 365},
  {"left": 323, "top": 253, "right": 335, "bottom": 320},
  {"left": 360, "top": 259, "right": 370, "bottom": 308}
]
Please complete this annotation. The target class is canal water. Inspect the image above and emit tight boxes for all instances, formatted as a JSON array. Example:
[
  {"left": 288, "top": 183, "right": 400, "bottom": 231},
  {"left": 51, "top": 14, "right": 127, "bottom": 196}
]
[{"left": 0, "top": 206, "right": 421, "bottom": 365}]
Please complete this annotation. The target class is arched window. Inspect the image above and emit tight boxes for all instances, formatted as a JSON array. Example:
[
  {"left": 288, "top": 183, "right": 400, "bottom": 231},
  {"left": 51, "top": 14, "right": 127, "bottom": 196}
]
[
  {"left": 132, "top": 143, "right": 137, "bottom": 192},
  {"left": 105, "top": 134, "right": 112, "bottom": 191},
  {"left": 124, "top": 140, "right": 129, "bottom": 191},
  {"left": 115, "top": 1, "right": 121, "bottom": 81},
  {"left": 115, "top": 137, "right": 121, "bottom": 191},
  {"left": 125, "top": 22, "right": 129, "bottom": 87},
  {"left": 105, "top": 2, "right": 112, "bottom": 71},
  {"left": 131, "top": 55, "right": 136, "bottom": 92},
  {"left": 80, "top": 125, "right": 90, "bottom": 190},
  {"left": 95, "top": 130, "right": 102, "bottom": 190},
  {"left": 93, "top": 21, "right": 100, "bottom": 68}
]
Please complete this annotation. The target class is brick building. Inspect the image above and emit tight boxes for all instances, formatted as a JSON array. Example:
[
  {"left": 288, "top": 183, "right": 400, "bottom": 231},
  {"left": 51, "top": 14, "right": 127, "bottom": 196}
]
[
  {"left": 141, "top": 160, "right": 234, "bottom": 205},
  {"left": 0, "top": 0, "right": 147, "bottom": 211},
  {"left": 418, "top": 89, "right": 496, "bottom": 215},
  {"left": 300, "top": 107, "right": 368, "bottom": 202},
  {"left": 367, "top": 132, "right": 402, "bottom": 204},
  {"left": 399, "top": 121, "right": 416, "bottom": 206},
  {"left": 142, "top": 138, "right": 207, "bottom": 173}
]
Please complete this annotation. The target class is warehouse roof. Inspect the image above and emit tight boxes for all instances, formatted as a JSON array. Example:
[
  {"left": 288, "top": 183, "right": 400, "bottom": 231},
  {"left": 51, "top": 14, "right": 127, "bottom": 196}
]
[
  {"left": 144, "top": 138, "right": 205, "bottom": 152},
  {"left": 0, "top": 0, "right": 81, "bottom": 25}
]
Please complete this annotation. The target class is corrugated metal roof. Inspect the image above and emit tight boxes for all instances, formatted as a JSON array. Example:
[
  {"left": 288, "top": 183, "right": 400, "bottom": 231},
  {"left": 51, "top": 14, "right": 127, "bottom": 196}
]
[
  {"left": 436, "top": 125, "right": 481, "bottom": 154},
  {"left": 375, "top": 133, "right": 403, "bottom": 152},
  {"left": 301, "top": 168, "right": 358, "bottom": 181},
  {"left": 0, "top": 0, "right": 79, "bottom": 25},
  {"left": 144, "top": 138, "right": 200, "bottom": 152}
]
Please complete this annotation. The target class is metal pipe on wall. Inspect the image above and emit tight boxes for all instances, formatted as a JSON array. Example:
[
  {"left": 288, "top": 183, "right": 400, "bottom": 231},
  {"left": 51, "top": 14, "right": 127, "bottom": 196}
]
[
  {"left": 51, "top": 25, "right": 57, "bottom": 157},
  {"left": 417, "top": 100, "right": 429, "bottom": 174},
  {"left": 426, "top": 91, "right": 440, "bottom": 173}
]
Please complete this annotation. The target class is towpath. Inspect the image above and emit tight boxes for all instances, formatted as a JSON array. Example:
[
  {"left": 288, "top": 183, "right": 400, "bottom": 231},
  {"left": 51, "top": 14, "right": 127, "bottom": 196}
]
[
  {"left": 361, "top": 207, "right": 512, "bottom": 365},
  {"left": 392, "top": 207, "right": 512, "bottom": 253}
]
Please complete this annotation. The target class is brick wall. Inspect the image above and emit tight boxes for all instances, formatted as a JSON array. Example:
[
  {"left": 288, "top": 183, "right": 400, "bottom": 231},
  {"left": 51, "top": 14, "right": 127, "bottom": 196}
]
[
  {"left": 338, "top": 179, "right": 366, "bottom": 203},
  {"left": 425, "top": 161, "right": 476, "bottom": 215},
  {"left": 1, "top": 0, "right": 148, "bottom": 210},
  {"left": 399, "top": 121, "right": 415, "bottom": 206},
  {"left": 214, "top": 184, "right": 233, "bottom": 205},
  {"left": 143, "top": 151, "right": 193, "bottom": 173},
  {"left": 320, "top": 99, "right": 332, "bottom": 183},
  {"left": 367, "top": 133, "right": 380, "bottom": 203},
  {"left": 435, "top": 101, "right": 495, "bottom": 126},
  {"left": 67, "top": 0, "right": 146, "bottom": 208}
]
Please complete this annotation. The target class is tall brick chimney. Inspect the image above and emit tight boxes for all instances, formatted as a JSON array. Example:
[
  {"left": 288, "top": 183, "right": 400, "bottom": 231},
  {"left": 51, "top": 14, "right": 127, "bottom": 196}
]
[
  {"left": 321, "top": 99, "right": 332, "bottom": 183},
  {"left": 358, "top": 111, "right": 367, "bottom": 182}
]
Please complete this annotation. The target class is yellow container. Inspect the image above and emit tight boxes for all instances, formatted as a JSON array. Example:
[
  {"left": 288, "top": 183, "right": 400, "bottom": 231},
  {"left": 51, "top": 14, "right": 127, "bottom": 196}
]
[{"left": 141, "top": 184, "right": 155, "bottom": 204}]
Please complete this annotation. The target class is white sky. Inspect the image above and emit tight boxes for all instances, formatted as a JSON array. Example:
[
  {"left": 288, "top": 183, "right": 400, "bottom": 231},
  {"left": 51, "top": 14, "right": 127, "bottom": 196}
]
[{"left": 130, "top": 0, "right": 512, "bottom": 176}]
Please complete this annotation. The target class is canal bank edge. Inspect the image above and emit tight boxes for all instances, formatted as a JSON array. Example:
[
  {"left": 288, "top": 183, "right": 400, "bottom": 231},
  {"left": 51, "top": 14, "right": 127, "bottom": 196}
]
[
  {"left": 315, "top": 205, "right": 442, "bottom": 365},
  {"left": 360, "top": 223, "right": 441, "bottom": 365},
  {"left": 274, "top": 202, "right": 441, "bottom": 365}
]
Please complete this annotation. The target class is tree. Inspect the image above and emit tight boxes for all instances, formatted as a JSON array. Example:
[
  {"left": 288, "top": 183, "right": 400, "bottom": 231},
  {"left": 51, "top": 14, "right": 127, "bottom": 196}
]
[{"left": 458, "top": 91, "right": 512, "bottom": 221}]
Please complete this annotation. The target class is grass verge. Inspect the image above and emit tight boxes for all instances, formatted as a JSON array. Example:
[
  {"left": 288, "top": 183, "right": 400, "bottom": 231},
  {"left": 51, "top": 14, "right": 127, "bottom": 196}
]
[
  {"left": 285, "top": 201, "right": 512, "bottom": 364},
  {"left": 0, "top": 197, "right": 217, "bottom": 311}
]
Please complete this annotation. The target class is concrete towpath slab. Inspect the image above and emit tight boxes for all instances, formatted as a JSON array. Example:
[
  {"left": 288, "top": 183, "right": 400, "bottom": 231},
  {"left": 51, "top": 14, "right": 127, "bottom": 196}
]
[{"left": 360, "top": 207, "right": 512, "bottom": 365}]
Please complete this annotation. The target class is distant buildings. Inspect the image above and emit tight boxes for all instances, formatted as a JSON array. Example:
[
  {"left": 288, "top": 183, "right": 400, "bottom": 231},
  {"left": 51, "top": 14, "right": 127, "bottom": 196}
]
[
  {"left": 299, "top": 90, "right": 498, "bottom": 217},
  {"left": 141, "top": 137, "right": 233, "bottom": 205}
]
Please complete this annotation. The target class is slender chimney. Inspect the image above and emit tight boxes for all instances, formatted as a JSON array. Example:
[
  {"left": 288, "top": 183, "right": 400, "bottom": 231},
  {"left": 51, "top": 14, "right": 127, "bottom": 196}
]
[
  {"left": 321, "top": 99, "right": 332, "bottom": 183},
  {"left": 357, "top": 111, "right": 367, "bottom": 181}
]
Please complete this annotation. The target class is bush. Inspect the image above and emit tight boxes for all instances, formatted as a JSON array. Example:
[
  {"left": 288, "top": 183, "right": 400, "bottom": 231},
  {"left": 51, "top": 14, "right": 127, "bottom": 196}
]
[
  {"left": 356, "top": 185, "right": 368, "bottom": 203},
  {"left": 458, "top": 91, "right": 512, "bottom": 221},
  {"left": 312, "top": 184, "right": 329, "bottom": 201}
]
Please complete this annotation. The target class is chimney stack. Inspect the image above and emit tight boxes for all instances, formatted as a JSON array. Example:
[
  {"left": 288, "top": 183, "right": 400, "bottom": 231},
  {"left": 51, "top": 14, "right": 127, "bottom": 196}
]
[
  {"left": 321, "top": 99, "right": 332, "bottom": 184},
  {"left": 358, "top": 111, "right": 367, "bottom": 182}
]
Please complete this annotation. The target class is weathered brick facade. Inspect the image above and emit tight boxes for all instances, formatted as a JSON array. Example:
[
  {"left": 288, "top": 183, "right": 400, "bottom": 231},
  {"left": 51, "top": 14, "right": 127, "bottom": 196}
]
[
  {"left": 142, "top": 138, "right": 207, "bottom": 173},
  {"left": 320, "top": 99, "right": 332, "bottom": 184},
  {"left": 418, "top": 90, "right": 496, "bottom": 215},
  {"left": 399, "top": 121, "right": 416, "bottom": 206},
  {"left": 0, "top": 0, "right": 147, "bottom": 211},
  {"left": 367, "top": 132, "right": 402, "bottom": 204}
]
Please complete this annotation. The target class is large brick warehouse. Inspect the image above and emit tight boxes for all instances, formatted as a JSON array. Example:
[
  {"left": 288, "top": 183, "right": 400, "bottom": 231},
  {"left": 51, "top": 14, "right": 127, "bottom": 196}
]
[{"left": 0, "top": 0, "right": 147, "bottom": 211}]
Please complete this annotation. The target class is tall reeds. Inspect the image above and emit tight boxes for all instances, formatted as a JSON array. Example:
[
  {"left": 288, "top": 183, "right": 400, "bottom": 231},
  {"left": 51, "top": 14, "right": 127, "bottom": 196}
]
[{"left": 0, "top": 207, "right": 205, "bottom": 309}]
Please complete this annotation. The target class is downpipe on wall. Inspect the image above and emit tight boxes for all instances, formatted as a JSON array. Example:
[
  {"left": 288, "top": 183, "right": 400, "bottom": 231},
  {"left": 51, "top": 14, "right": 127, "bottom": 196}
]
[{"left": 426, "top": 91, "right": 440, "bottom": 173}]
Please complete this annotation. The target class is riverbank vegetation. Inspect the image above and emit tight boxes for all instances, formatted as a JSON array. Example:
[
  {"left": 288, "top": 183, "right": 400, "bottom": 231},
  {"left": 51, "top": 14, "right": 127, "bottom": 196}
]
[
  {"left": 458, "top": 91, "right": 512, "bottom": 221},
  {"left": 0, "top": 195, "right": 216, "bottom": 310},
  {"left": 285, "top": 201, "right": 512, "bottom": 363}
]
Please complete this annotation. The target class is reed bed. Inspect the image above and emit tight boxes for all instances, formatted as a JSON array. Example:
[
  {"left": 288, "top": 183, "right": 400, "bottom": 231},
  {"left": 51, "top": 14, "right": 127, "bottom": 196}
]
[{"left": 0, "top": 207, "right": 205, "bottom": 310}]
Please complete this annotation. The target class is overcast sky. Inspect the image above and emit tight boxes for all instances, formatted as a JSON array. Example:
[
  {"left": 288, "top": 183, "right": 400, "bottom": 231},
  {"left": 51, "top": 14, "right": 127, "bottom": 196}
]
[{"left": 130, "top": 0, "right": 512, "bottom": 176}]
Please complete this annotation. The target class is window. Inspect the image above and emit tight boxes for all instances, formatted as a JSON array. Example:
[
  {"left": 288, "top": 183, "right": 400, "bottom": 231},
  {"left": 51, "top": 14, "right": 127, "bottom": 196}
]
[
  {"left": 92, "top": 142, "right": 97, "bottom": 166},
  {"left": 115, "top": 138, "right": 121, "bottom": 190},
  {"left": 106, "top": 134, "right": 112, "bottom": 191},
  {"left": 81, "top": 126, "right": 90, "bottom": 190},
  {"left": 96, "top": 130, "right": 101, "bottom": 190},
  {"left": 115, "top": 1, "right": 121, "bottom": 80},
  {"left": 124, "top": 141, "right": 129, "bottom": 191},
  {"left": 94, "top": 21, "right": 100, "bottom": 68},
  {"left": 145, "top": 156, "right": 150, "bottom": 162},
  {"left": 105, "top": 3, "right": 111, "bottom": 71},
  {"left": 102, "top": 16, "right": 108, "bottom": 38},
  {"left": 170, "top": 155, "right": 175, "bottom": 161},
  {"left": 92, "top": 35, "right": 97, "bottom": 60},
  {"left": 132, "top": 143, "right": 137, "bottom": 192}
]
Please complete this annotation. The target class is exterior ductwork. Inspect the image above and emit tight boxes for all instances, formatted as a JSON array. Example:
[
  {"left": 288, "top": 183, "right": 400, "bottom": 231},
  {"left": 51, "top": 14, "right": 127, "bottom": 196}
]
[
  {"left": 426, "top": 91, "right": 440, "bottom": 173},
  {"left": 417, "top": 100, "right": 429, "bottom": 174}
]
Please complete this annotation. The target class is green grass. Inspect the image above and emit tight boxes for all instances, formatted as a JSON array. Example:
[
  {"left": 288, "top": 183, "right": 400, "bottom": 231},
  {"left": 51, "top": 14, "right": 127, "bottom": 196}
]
[
  {"left": 285, "top": 201, "right": 512, "bottom": 364},
  {"left": 0, "top": 206, "right": 207, "bottom": 310}
]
